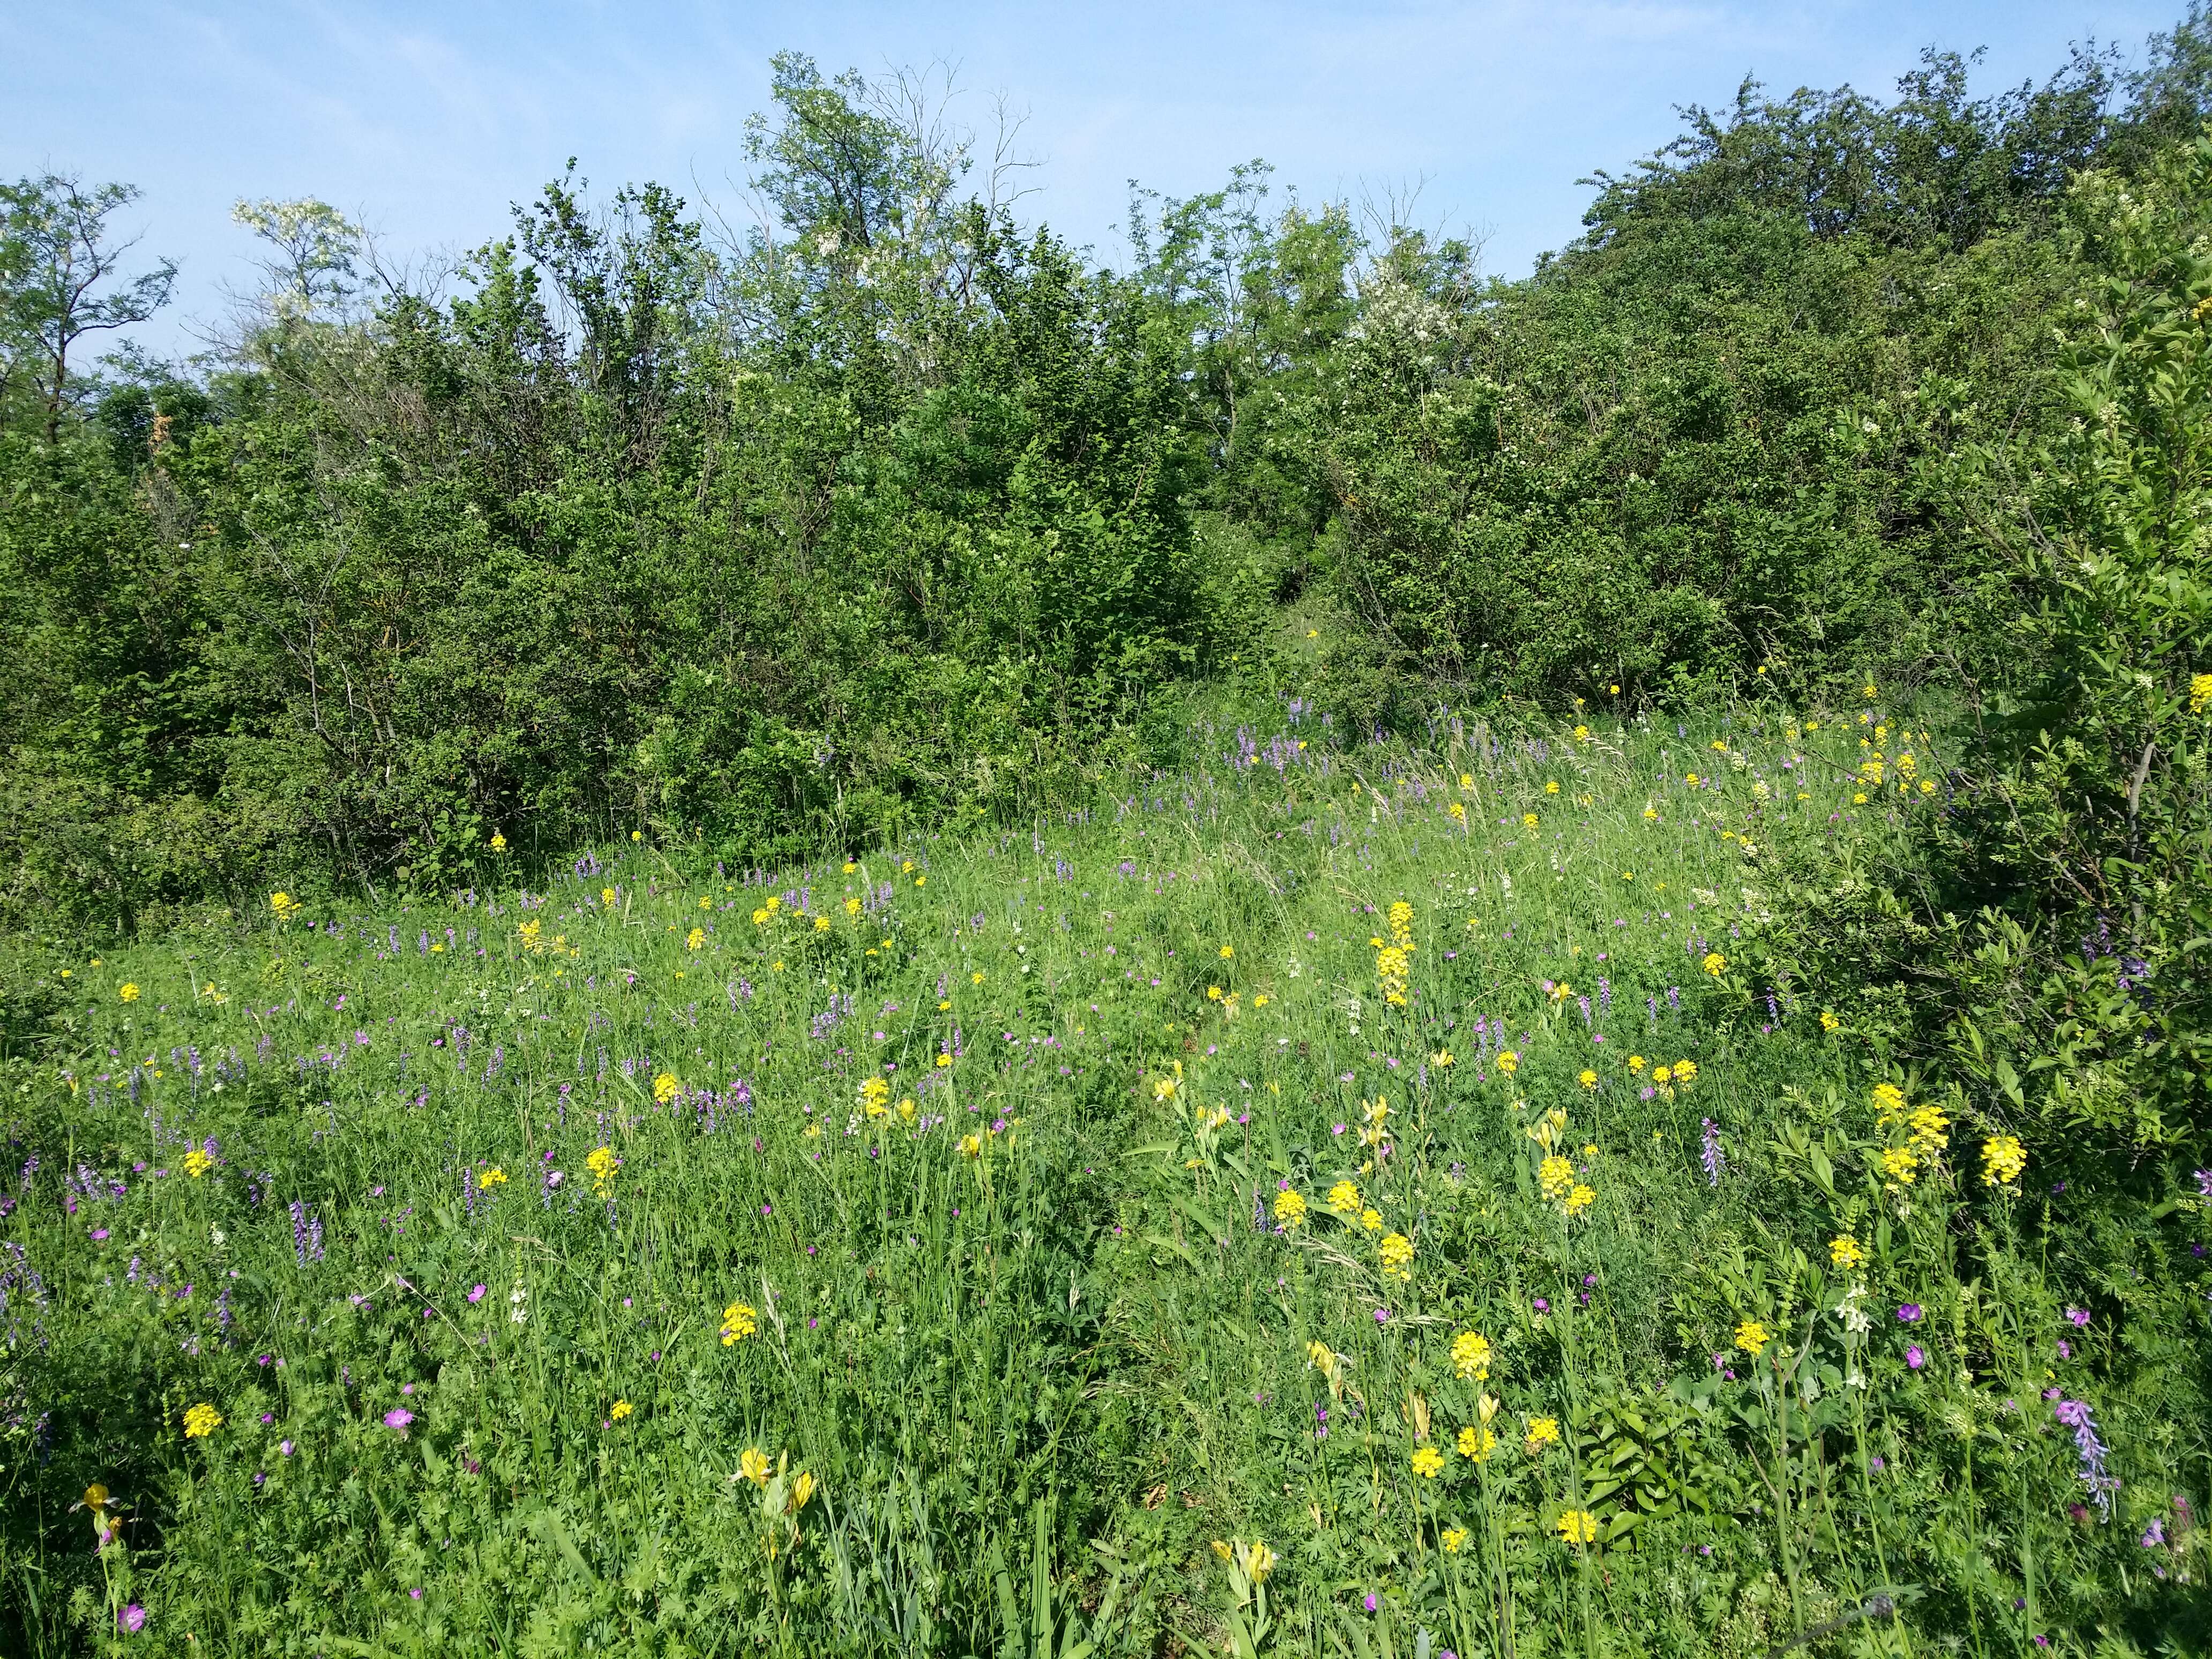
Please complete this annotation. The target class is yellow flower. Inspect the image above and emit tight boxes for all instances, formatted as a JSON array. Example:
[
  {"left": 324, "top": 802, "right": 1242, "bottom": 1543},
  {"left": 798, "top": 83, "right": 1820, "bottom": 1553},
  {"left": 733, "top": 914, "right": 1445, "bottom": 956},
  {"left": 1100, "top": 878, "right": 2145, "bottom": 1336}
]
[
  {"left": 1880, "top": 1146, "right": 1919, "bottom": 1185},
  {"left": 1456, "top": 1425, "right": 1496, "bottom": 1462},
  {"left": 1522, "top": 813, "right": 1539, "bottom": 829},
  {"left": 971, "top": 971, "right": 984, "bottom": 984},
  {"left": 2192, "top": 671, "right": 2212, "bottom": 713},
  {"left": 118, "top": 983, "right": 140, "bottom": 1003},
  {"left": 1642, "top": 802, "right": 1658, "bottom": 821},
  {"left": 1573, "top": 724, "right": 1591, "bottom": 742},
  {"left": 1442, "top": 1526, "right": 1469, "bottom": 1552},
  {"left": 686, "top": 926, "right": 706, "bottom": 950},
  {"left": 1556, "top": 1509, "right": 1598, "bottom": 1545},
  {"left": 1820, "top": 1010, "right": 1840, "bottom": 1033},
  {"left": 1272, "top": 1188, "right": 1308, "bottom": 1228},
  {"left": 789, "top": 1470, "right": 816, "bottom": 1511},
  {"left": 1735, "top": 1319, "right": 1769, "bottom": 1356},
  {"left": 1627, "top": 1054, "right": 1645, "bottom": 1072},
  {"left": 842, "top": 860, "right": 857, "bottom": 873},
  {"left": 1829, "top": 1235, "right": 1865, "bottom": 1269},
  {"left": 653, "top": 1072, "right": 680, "bottom": 1104},
  {"left": 1672, "top": 1058, "right": 1697, "bottom": 1084},
  {"left": 1702, "top": 952, "right": 1728, "bottom": 978},
  {"left": 1495, "top": 1050, "right": 1519, "bottom": 1077},
  {"left": 741, "top": 1446, "right": 771, "bottom": 1484},
  {"left": 610, "top": 1400, "right": 633, "bottom": 1421},
  {"left": 959, "top": 1133, "right": 983, "bottom": 1157},
  {"left": 477, "top": 1166, "right": 508, "bottom": 1191},
  {"left": 1210, "top": 1537, "right": 1275, "bottom": 1583},
  {"left": 1411, "top": 1445, "right": 1445, "bottom": 1479},
  {"left": 1451, "top": 1331, "right": 1493, "bottom": 1380},
  {"left": 1545, "top": 780, "right": 1560, "bottom": 795},
  {"left": 1327, "top": 1180, "right": 1362, "bottom": 1215},
  {"left": 182, "top": 1148, "right": 214, "bottom": 1178},
  {"left": 1219, "top": 945, "right": 1234, "bottom": 959},
  {"left": 490, "top": 831, "right": 507, "bottom": 851},
  {"left": 1379, "top": 1232, "right": 1415, "bottom": 1278},
  {"left": 1524, "top": 1416, "right": 1560, "bottom": 1453},
  {"left": 1578, "top": 1068, "right": 1597, "bottom": 1090},
  {"left": 1564, "top": 1183, "right": 1595, "bottom": 1216},
  {"left": 1981, "top": 1135, "right": 2027, "bottom": 1188},
  {"left": 1207, "top": 985, "right": 1222, "bottom": 1001},
  {"left": 1538, "top": 1154, "right": 1574, "bottom": 1202},
  {"left": 897, "top": 1098, "right": 916, "bottom": 1122},
  {"left": 722, "top": 1303, "right": 759, "bottom": 1345},
  {"left": 1873, "top": 1082, "right": 1907, "bottom": 1123},
  {"left": 935, "top": 1051, "right": 952, "bottom": 1068},
  {"left": 586, "top": 1145, "right": 622, "bottom": 1193},
  {"left": 183, "top": 1402, "right": 222, "bottom": 1439},
  {"left": 1448, "top": 801, "right": 1467, "bottom": 823},
  {"left": 602, "top": 886, "right": 617, "bottom": 907},
  {"left": 1360, "top": 1207, "right": 1382, "bottom": 1232}
]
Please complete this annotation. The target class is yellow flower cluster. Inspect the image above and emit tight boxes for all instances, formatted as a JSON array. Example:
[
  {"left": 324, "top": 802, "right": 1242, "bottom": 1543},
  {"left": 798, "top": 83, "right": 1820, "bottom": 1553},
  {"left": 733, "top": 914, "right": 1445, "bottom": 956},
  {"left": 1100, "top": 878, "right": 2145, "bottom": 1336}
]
[
  {"left": 1411, "top": 1445, "right": 1445, "bottom": 1478},
  {"left": 1981, "top": 1134, "right": 2027, "bottom": 1188},
  {"left": 1378, "top": 1231, "right": 1415, "bottom": 1279},
  {"left": 476, "top": 1167, "right": 507, "bottom": 1191},
  {"left": 1327, "top": 1180, "right": 1362, "bottom": 1215},
  {"left": 182, "top": 1148, "right": 214, "bottom": 1178},
  {"left": 721, "top": 1302, "right": 758, "bottom": 1344},
  {"left": 1556, "top": 1509, "right": 1598, "bottom": 1545},
  {"left": 1538, "top": 1154, "right": 1574, "bottom": 1202},
  {"left": 1525, "top": 1415, "right": 1560, "bottom": 1453},
  {"left": 183, "top": 1402, "right": 222, "bottom": 1439},
  {"left": 1211, "top": 1536, "right": 1275, "bottom": 1584},
  {"left": 653, "top": 1072, "right": 680, "bottom": 1104},
  {"left": 1457, "top": 1425, "right": 1496, "bottom": 1462},
  {"left": 1376, "top": 901, "right": 1415, "bottom": 1006},
  {"left": 586, "top": 1145, "right": 622, "bottom": 1193},
  {"left": 1450, "top": 1329, "right": 1493, "bottom": 1381},
  {"left": 860, "top": 1076, "right": 890, "bottom": 1118},
  {"left": 2193, "top": 671, "right": 2212, "bottom": 713},
  {"left": 1272, "top": 1187, "right": 1308, "bottom": 1228},
  {"left": 1829, "top": 1235, "right": 1864, "bottom": 1269},
  {"left": 1735, "top": 1319, "right": 1769, "bottom": 1356}
]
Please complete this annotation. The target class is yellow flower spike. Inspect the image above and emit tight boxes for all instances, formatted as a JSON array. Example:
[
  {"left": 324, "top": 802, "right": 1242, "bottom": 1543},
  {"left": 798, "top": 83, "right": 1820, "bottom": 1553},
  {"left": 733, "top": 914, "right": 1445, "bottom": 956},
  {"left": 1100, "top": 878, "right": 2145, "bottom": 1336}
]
[
  {"left": 1443, "top": 1526, "right": 1469, "bottom": 1552},
  {"left": 1524, "top": 1416, "right": 1560, "bottom": 1453},
  {"left": 1556, "top": 1510, "right": 1599, "bottom": 1545},
  {"left": 1829, "top": 1235, "right": 1865, "bottom": 1269},
  {"left": 1449, "top": 1330, "right": 1492, "bottom": 1381},
  {"left": 1735, "top": 1319, "right": 1770, "bottom": 1357}
]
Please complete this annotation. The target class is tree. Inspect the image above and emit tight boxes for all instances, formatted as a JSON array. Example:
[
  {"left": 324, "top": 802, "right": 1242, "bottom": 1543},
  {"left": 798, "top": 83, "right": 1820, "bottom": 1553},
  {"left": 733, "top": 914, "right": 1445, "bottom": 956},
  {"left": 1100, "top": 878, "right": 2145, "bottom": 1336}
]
[{"left": 0, "top": 173, "right": 176, "bottom": 442}]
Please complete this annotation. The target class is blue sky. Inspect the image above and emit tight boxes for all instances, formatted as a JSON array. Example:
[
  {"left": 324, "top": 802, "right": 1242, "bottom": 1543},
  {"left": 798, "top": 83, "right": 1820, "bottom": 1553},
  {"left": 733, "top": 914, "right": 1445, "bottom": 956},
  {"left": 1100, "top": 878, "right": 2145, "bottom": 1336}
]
[{"left": 1, "top": 1, "right": 2181, "bottom": 358}]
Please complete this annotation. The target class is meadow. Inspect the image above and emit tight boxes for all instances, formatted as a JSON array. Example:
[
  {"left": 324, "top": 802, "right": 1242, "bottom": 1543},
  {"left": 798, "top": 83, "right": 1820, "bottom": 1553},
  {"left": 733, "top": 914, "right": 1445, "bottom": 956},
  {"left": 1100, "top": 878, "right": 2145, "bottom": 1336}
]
[{"left": 11, "top": 691, "right": 2207, "bottom": 1656}]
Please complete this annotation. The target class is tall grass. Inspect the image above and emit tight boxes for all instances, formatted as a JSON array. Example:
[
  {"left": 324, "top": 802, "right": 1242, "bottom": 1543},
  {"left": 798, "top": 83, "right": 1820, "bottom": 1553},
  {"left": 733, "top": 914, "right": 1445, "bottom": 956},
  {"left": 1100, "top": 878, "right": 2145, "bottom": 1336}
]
[{"left": 5, "top": 698, "right": 2205, "bottom": 1655}]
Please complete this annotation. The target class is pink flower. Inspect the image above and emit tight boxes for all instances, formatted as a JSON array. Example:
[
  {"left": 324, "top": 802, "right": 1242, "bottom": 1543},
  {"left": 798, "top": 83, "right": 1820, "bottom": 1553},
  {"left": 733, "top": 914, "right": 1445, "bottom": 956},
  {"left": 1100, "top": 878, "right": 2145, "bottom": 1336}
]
[
  {"left": 1905, "top": 1345, "right": 1925, "bottom": 1370},
  {"left": 383, "top": 1407, "right": 415, "bottom": 1433},
  {"left": 118, "top": 1604, "right": 146, "bottom": 1633},
  {"left": 467, "top": 1284, "right": 486, "bottom": 1304}
]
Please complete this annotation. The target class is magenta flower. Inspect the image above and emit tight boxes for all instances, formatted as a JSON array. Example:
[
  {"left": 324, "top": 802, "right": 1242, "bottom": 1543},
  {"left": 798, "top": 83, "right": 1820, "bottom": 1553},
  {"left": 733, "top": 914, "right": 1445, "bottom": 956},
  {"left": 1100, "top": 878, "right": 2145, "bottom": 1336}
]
[
  {"left": 383, "top": 1407, "right": 415, "bottom": 1433},
  {"left": 2066, "top": 1307, "right": 2090, "bottom": 1327},
  {"left": 1896, "top": 1304, "right": 1923, "bottom": 1323},
  {"left": 1905, "top": 1344, "right": 1925, "bottom": 1369},
  {"left": 118, "top": 1604, "right": 146, "bottom": 1633},
  {"left": 467, "top": 1283, "right": 486, "bottom": 1304}
]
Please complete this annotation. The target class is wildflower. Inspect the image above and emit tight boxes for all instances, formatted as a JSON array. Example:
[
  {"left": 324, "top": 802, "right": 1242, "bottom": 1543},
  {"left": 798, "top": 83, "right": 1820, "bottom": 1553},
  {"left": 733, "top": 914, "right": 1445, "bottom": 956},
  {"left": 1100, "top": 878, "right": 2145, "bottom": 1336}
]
[
  {"left": 1578, "top": 1069, "right": 1597, "bottom": 1090},
  {"left": 1897, "top": 1303, "right": 1923, "bottom": 1323},
  {"left": 1432, "top": 1049, "right": 1453, "bottom": 1067},
  {"left": 476, "top": 1167, "right": 507, "bottom": 1191},
  {"left": 1905, "top": 1344, "right": 1926, "bottom": 1370},
  {"left": 383, "top": 1407, "right": 414, "bottom": 1434},
  {"left": 2193, "top": 671, "right": 2212, "bottom": 714},
  {"left": 118, "top": 983, "right": 139, "bottom": 1003},
  {"left": 1328, "top": 1180, "right": 1362, "bottom": 1215},
  {"left": 1442, "top": 1526, "right": 1468, "bottom": 1552},
  {"left": 1564, "top": 1183, "right": 1595, "bottom": 1216},
  {"left": 1538, "top": 1154, "right": 1574, "bottom": 1202},
  {"left": 1735, "top": 1319, "right": 1769, "bottom": 1357},
  {"left": 1495, "top": 1050, "right": 1519, "bottom": 1077},
  {"left": 1522, "top": 813, "right": 1539, "bottom": 829},
  {"left": 1879, "top": 1147, "right": 1918, "bottom": 1185},
  {"left": 1642, "top": 802, "right": 1658, "bottom": 821},
  {"left": 1981, "top": 1135, "right": 2026, "bottom": 1188},
  {"left": 270, "top": 891, "right": 299, "bottom": 918},
  {"left": 602, "top": 887, "right": 617, "bottom": 907},
  {"left": 610, "top": 1400, "right": 632, "bottom": 1421},
  {"left": 1820, "top": 1010, "right": 1840, "bottom": 1032},
  {"left": 1448, "top": 801, "right": 1467, "bottom": 823},
  {"left": 741, "top": 1447, "right": 772, "bottom": 1485},
  {"left": 1702, "top": 952, "right": 1728, "bottom": 978},
  {"left": 2053, "top": 1397, "right": 2117, "bottom": 1518},
  {"left": 1272, "top": 1188, "right": 1309, "bottom": 1229},
  {"left": 1830, "top": 1235, "right": 1865, "bottom": 1269},
  {"left": 1907, "top": 1105, "right": 1949, "bottom": 1160},
  {"left": 1359, "top": 1208, "right": 1383, "bottom": 1232},
  {"left": 1525, "top": 1416, "right": 1560, "bottom": 1453},
  {"left": 182, "top": 1148, "right": 214, "bottom": 1178},
  {"left": 489, "top": 831, "right": 507, "bottom": 851},
  {"left": 959, "top": 1133, "right": 983, "bottom": 1157},
  {"left": 118, "top": 1603, "right": 147, "bottom": 1633},
  {"left": 653, "top": 1072, "right": 679, "bottom": 1104},
  {"left": 686, "top": 926, "right": 705, "bottom": 950},
  {"left": 1653, "top": 1065, "right": 1673, "bottom": 1086},
  {"left": 586, "top": 1146, "right": 622, "bottom": 1193},
  {"left": 510, "top": 1283, "right": 529, "bottom": 1325},
  {"left": 1379, "top": 1232, "right": 1415, "bottom": 1279},
  {"left": 1449, "top": 1330, "right": 1493, "bottom": 1381},
  {"left": 1673, "top": 1058, "right": 1697, "bottom": 1084},
  {"left": 721, "top": 1302, "right": 758, "bottom": 1344},
  {"left": 1627, "top": 1055, "right": 1645, "bottom": 1072},
  {"left": 1556, "top": 1509, "right": 1598, "bottom": 1545},
  {"left": 1210, "top": 1537, "right": 1275, "bottom": 1583},
  {"left": 182, "top": 1402, "right": 222, "bottom": 1439},
  {"left": 1873, "top": 1081, "right": 1907, "bottom": 1122},
  {"left": 1412, "top": 1446, "right": 1445, "bottom": 1478},
  {"left": 1456, "top": 1425, "right": 1496, "bottom": 1462}
]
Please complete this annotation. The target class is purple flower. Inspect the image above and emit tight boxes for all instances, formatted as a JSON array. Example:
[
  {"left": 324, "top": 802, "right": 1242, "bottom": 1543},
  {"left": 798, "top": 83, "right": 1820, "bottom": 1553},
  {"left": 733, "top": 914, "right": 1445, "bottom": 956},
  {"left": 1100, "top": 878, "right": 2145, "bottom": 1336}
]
[
  {"left": 383, "top": 1407, "right": 415, "bottom": 1433},
  {"left": 118, "top": 1604, "right": 146, "bottom": 1633},
  {"left": 1374, "top": 1307, "right": 1391, "bottom": 1323},
  {"left": 2066, "top": 1307, "right": 2090, "bottom": 1327},
  {"left": 1363, "top": 1594, "right": 1378, "bottom": 1613},
  {"left": 2141, "top": 1518, "right": 2167, "bottom": 1548},
  {"left": 2053, "top": 1398, "right": 2117, "bottom": 1520},
  {"left": 1699, "top": 1118, "right": 1725, "bottom": 1186},
  {"left": 2195, "top": 1169, "right": 2212, "bottom": 1198},
  {"left": 280, "top": 1439, "right": 294, "bottom": 1456},
  {"left": 1896, "top": 1304, "right": 1923, "bottom": 1323},
  {"left": 1533, "top": 1297, "right": 1550, "bottom": 1313},
  {"left": 467, "top": 1284, "right": 486, "bottom": 1304},
  {"left": 1905, "top": 1344, "right": 1925, "bottom": 1369}
]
